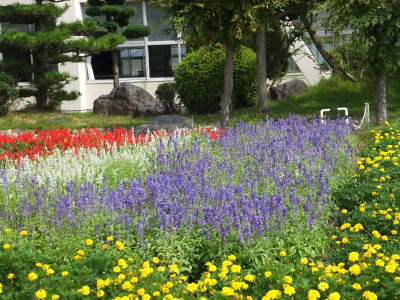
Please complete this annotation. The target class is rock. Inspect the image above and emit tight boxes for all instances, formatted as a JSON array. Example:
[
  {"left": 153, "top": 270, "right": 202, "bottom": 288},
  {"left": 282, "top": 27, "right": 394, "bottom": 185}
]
[
  {"left": 270, "top": 79, "right": 308, "bottom": 101},
  {"left": 134, "top": 115, "right": 194, "bottom": 135},
  {"left": 48, "top": 117, "right": 70, "bottom": 123},
  {"left": 93, "top": 83, "right": 165, "bottom": 117}
]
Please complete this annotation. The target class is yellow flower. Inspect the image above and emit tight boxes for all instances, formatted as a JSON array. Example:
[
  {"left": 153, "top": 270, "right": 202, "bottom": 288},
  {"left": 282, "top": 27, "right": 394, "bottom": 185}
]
[
  {"left": 52, "top": 295, "right": 60, "bottom": 300},
  {"left": 46, "top": 268, "right": 55, "bottom": 276},
  {"left": 4, "top": 228, "right": 12, "bottom": 233},
  {"left": 349, "top": 264, "right": 361, "bottom": 275},
  {"left": 115, "top": 240, "right": 125, "bottom": 251},
  {"left": 7, "top": 273, "right": 14, "bottom": 279},
  {"left": 20, "top": 230, "right": 28, "bottom": 236},
  {"left": 264, "top": 271, "right": 272, "bottom": 278},
  {"left": 327, "top": 292, "right": 341, "bottom": 300},
  {"left": 157, "top": 266, "right": 165, "bottom": 272},
  {"left": 283, "top": 285, "right": 296, "bottom": 296},
  {"left": 352, "top": 283, "right": 362, "bottom": 290},
  {"left": 317, "top": 282, "right": 329, "bottom": 291},
  {"left": 77, "top": 249, "right": 85, "bottom": 256},
  {"left": 2, "top": 243, "right": 11, "bottom": 250},
  {"left": 348, "top": 252, "right": 359, "bottom": 262},
  {"left": 231, "top": 264, "right": 241, "bottom": 273},
  {"left": 28, "top": 272, "right": 38, "bottom": 281},
  {"left": 228, "top": 254, "right": 237, "bottom": 261},
  {"left": 308, "top": 289, "right": 320, "bottom": 300},
  {"left": 106, "top": 236, "right": 113, "bottom": 241},
  {"left": 283, "top": 275, "right": 293, "bottom": 283},
  {"left": 300, "top": 258, "right": 309, "bottom": 265},
  {"left": 221, "top": 287, "right": 235, "bottom": 296},
  {"left": 168, "top": 264, "right": 179, "bottom": 273},
  {"left": 61, "top": 271, "right": 69, "bottom": 276},
  {"left": 78, "top": 285, "right": 91, "bottom": 296},
  {"left": 187, "top": 282, "right": 198, "bottom": 293},
  {"left": 341, "top": 209, "right": 347, "bottom": 214},
  {"left": 262, "top": 289, "right": 281, "bottom": 300},
  {"left": 142, "top": 294, "right": 151, "bottom": 300},
  {"left": 121, "top": 281, "right": 133, "bottom": 291},
  {"left": 97, "top": 290, "right": 105, "bottom": 297},
  {"left": 35, "top": 289, "right": 47, "bottom": 299},
  {"left": 85, "top": 239, "right": 93, "bottom": 246},
  {"left": 244, "top": 274, "right": 255, "bottom": 282},
  {"left": 113, "top": 266, "right": 121, "bottom": 273},
  {"left": 222, "top": 260, "right": 233, "bottom": 266},
  {"left": 152, "top": 257, "right": 160, "bottom": 264},
  {"left": 279, "top": 251, "right": 287, "bottom": 257},
  {"left": 385, "top": 260, "right": 398, "bottom": 273},
  {"left": 362, "top": 291, "right": 378, "bottom": 300},
  {"left": 137, "top": 288, "right": 146, "bottom": 296}
]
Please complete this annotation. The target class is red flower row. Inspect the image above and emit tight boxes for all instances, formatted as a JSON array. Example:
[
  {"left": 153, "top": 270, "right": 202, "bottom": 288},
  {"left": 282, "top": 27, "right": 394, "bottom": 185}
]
[{"left": 0, "top": 127, "right": 224, "bottom": 162}]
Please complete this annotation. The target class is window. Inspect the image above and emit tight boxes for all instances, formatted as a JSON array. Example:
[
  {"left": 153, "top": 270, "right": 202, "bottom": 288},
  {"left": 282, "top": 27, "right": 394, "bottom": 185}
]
[
  {"left": 86, "top": 1, "right": 185, "bottom": 80},
  {"left": 91, "top": 47, "right": 146, "bottom": 80}
]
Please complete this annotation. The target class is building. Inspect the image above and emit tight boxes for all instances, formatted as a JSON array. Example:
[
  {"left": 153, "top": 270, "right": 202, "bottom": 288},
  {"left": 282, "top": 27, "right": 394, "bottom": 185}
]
[{"left": 0, "top": 0, "right": 329, "bottom": 112}]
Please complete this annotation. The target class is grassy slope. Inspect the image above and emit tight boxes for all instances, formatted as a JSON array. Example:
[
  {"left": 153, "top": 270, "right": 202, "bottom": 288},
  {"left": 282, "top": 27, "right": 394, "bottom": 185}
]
[{"left": 1, "top": 77, "right": 398, "bottom": 130}]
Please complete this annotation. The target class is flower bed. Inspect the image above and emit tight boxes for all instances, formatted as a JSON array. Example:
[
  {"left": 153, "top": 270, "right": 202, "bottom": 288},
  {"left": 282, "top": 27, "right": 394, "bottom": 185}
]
[{"left": 7, "top": 118, "right": 400, "bottom": 299}]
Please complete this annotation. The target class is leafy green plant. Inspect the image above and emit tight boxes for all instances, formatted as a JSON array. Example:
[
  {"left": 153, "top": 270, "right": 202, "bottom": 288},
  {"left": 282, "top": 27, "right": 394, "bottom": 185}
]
[
  {"left": 0, "top": 72, "right": 19, "bottom": 116},
  {"left": 174, "top": 46, "right": 256, "bottom": 114}
]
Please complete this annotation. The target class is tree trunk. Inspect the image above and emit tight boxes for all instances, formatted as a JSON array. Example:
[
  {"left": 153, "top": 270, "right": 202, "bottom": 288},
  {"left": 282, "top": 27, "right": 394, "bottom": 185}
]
[
  {"left": 301, "top": 16, "right": 356, "bottom": 82},
  {"left": 35, "top": 87, "right": 48, "bottom": 110},
  {"left": 256, "top": 29, "right": 268, "bottom": 113},
  {"left": 112, "top": 49, "right": 120, "bottom": 88},
  {"left": 376, "top": 73, "right": 387, "bottom": 123},
  {"left": 220, "top": 43, "right": 234, "bottom": 128}
]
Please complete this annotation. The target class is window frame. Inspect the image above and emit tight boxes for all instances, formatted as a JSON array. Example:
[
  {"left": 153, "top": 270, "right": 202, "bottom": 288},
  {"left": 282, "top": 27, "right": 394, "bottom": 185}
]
[{"left": 85, "top": 0, "right": 185, "bottom": 82}]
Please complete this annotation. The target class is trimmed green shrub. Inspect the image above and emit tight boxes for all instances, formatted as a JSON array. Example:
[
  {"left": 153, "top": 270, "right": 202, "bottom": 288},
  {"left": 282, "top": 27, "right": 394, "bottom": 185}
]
[
  {"left": 174, "top": 46, "right": 256, "bottom": 114},
  {"left": 155, "top": 82, "right": 180, "bottom": 114},
  {"left": 0, "top": 72, "right": 19, "bottom": 116}
]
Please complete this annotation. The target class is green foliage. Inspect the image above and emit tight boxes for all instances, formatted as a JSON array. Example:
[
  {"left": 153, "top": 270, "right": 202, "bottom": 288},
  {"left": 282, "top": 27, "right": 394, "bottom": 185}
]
[
  {"left": 174, "top": 46, "right": 256, "bottom": 114},
  {"left": 123, "top": 25, "right": 151, "bottom": 40},
  {"left": 155, "top": 82, "right": 179, "bottom": 114},
  {"left": 330, "top": 42, "right": 369, "bottom": 79},
  {"left": 0, "top": 72, "right": 19, "bottom": 116},
  {"left": 0, "top": 0, "right": 121, "bottom": 110}
]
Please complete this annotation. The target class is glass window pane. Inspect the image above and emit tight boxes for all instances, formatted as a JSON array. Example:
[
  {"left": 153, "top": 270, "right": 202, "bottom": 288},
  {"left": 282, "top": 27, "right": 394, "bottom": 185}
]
[
  {"left": 129, "top": 3, "right": 143, "bottom": 25},
  {"left": 146, "top": 3, "right": 176, "bottom": 41},
  {"left": 149, "top": 45, "right": 178, "bottom": 77},
  {"left": 91, "top": 47, "right": 146, "bottom": 80},
  {"left": 287, "top": 57, "right": 300, "bottom": 73},
  {"left": 1, "top": 22, "right": 32, "bottom": 33}
]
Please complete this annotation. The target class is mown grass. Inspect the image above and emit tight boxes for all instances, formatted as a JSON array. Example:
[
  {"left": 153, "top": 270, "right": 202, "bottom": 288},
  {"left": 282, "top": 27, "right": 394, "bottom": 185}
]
[{"left": 1, "top": 77, "right": 399, "bottom": 130}]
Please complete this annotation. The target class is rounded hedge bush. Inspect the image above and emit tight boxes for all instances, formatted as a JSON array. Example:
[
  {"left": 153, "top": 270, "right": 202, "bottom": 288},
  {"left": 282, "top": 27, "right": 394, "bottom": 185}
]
[{"left": 174, "top": 46, "right": 256, "bottom": 114}]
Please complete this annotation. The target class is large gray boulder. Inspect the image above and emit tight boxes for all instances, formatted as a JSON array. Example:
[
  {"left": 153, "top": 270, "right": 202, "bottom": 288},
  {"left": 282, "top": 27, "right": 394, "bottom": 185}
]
[
  {"left": 93, "top": 83, "right": 165, "bottom": 116},
  {"left": 270, "top": 79, "right": 308, "bottom": 101},
  {"left": 134, "top": 115, "right": 194, "bottom": 135}
]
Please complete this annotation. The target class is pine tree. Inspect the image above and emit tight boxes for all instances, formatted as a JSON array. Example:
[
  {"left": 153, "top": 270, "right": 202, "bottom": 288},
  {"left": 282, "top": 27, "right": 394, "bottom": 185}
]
[
  {"left": 0, "top": 0, "right": 125, "bottom": 110},
  {"left": 85, "top": 0, "right": 151, "bottom": 88}
]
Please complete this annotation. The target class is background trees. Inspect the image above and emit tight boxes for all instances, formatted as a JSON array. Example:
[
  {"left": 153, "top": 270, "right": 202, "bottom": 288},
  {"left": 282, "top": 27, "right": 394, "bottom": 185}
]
[
  {"left": 85, "top": 0, "right": 151, "bottom": 88},
  {"left": 0, "top": 0, "right": 124, "bottom": 110}
]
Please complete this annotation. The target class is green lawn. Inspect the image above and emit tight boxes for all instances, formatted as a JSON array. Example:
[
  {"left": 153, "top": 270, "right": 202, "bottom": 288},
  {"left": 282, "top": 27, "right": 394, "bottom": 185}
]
[{"left": 1, "top": 77, "right": 399, "bottom": 130}]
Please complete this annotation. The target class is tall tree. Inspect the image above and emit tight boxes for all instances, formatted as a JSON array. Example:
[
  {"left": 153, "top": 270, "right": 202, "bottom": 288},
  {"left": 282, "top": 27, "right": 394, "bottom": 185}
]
[
  {"left": 85, "top": 0, "right": 151, "bottom": 88},
  {"left": 0, "top": 0, "right": 123, "bottom": 110},
  {"left": 327, "top": 0, "right": 400, "bottom": 123}
]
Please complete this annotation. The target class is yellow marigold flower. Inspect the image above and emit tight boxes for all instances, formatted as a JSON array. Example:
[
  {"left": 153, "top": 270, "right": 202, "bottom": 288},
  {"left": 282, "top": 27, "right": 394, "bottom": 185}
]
[
  {"left": 106, "top": 236, "right": 113, "bottom": 241},
  {"left": 46, "top": 268, "right": 55, "bottom": 276},
  {"left": 77, "top": 249, "right": 85, "bottom": 256},
  {"left": 227, "top": 254, "right": 237, "bottom": 261},
  {"left": 222, "top": 260, "right": 233, "bottom": 267},
  {"left": 327, "top": 292, "right": 341, "bottom": 300},
  {"left": 35, "top": 289, "right": 47, "bottom": 299},
  {"left": 280, "top": 251, "right": 287, "bottom": 257},
  {"left": 28, "top": 272, "right": 38, "bottom": 281},
  {"left": 262, "top": 289, "right": 281, "bottom": 300},
  {"left": 115, "top": 241, "right": 125, "bottom": 251},
  {"left": 391, "top": 230, "right": 398, "bottom": 235},
  {"left": 317, "top": 282, "right": 329, "bottom": 291},
  {"left": 20, "top": 230, "right": 28, "bottom": 236},
  {"left": 168, "top": 264, "right": 179, "bottom": 273},
  {"left": 97, "top": 290, "right": 105, "bottom": 297},
  {"left": 385, "top": 260, "right": 398, "bottom": 273},
  {"left": 348, "top": 252, "right": 359, "bottom": 262},
  {"left": 51, "top": 295, "right": 60, "bottom": 300},
  {"left": 231, "top": 264, "right": 241, "bottom": 273},
  {"left": 349, "top": 264, "right": 361, "bottom": 275},
  {"left": 152, "top": 257, "right": 160, "bottom": 264},
  {"left": 394, "top": 277, "right": 400, "bottom": 282},
  {"left": 118, "top": 258, "right": 128, "bottom": 268},
  {"left": 113, "top": 266, "right": 121, "bottom": 273},
  {"left": 142, "top": 294, "right": 151, "bottom": 300},
  {"left": 375, "top": 259, "right": 385, "bottom": 267},
  {"left": 7, "top": 273, "right": 14, "bottom": 279},
  {"left": 360, "top": 206, "right": 366, "bottom": 212},
  {"left": 362, "top": 291, "right": 378, "bottom": 300},
  {"left": 264, "top": 271, "right": 272, "bottom": 278},
  {"left": 102, "top": 244, "right": 109, "bottom": 249},
  {"left": 85, "top": 239, "right": 93, "bottom": 246},
  {"left": 153, "top": 291, "right": 161, "bottom": 296},
  {"left": 307, "top": 289, "right": 320, "bottom": 300},
  {"left": 352, "top": 283, "right": 362, "bottom": 290},
  {"left": 283, "top": 275, "right": 293, "bottom": 283},
  {"left": 208, "top": 263, "right": 217, "bottom": 272},
  {"left": 341, "top": 237, "right": 349, "bottom": 243},
  {"left": 283, "top": 285, "right": 296, "bottom": 296},
  {"left": 157, "top": 266, "right": 165, "bottom": 272},
  {"left": 61, "top": 271, "right": 69, "bottom": 276},
  {"left": 2, "top": 243, "right": 11, "bottom": 250},
  {"left": 36, "top": 262, "right": 43, "bottom": 267},
  {"left": 121, "top": 281, "right": 133, "bottom": 291},
  {"left": 300, "top": 258, "right": 309, "bottom": 265},
  {"left": 4, "top": 228, "right": 12, "bottom": 233},
  {"left": 187, "top": 282, "right": 198, "bottom": 293},
  {"left": 78, "top": 285, "right": 91, "bottom": 296},
  {"left": 244, "top": 274, "right": 255, "bottom": 282},
  {"left": 42, "top": 264, "right": 49, "bottom": 270},
  {"left": 137, "top": 288, "right": 146, "bottom": 296},
  {"left": 221, "top": 286, "right": 235, "bottom": 296},
  {"left": 341, "top": 209, "right": 347, "bottom": 214},
  {"left": 130, "top": 276, "right": 138, "bottom": 283}
]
